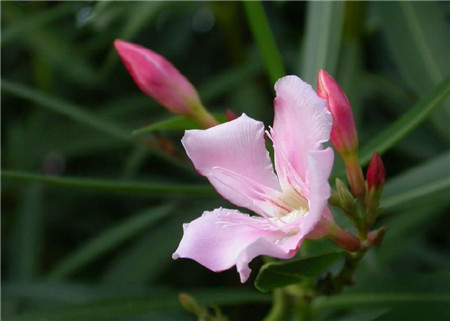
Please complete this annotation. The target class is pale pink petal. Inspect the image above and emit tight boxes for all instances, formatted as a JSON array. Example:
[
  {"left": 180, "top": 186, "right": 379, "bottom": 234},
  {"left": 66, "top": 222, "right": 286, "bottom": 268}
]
[
  {"left": 182, "top": 114, "right": 281, "bottom": 216},
  {"left": 272, "top": 76, "right": 332, "bottom": 182},
  {"left": 172, "top": 208, "right": 303, "bottom": 282},
  {"left": 300, "top": 147, "right": 334, "bottom": 235}
]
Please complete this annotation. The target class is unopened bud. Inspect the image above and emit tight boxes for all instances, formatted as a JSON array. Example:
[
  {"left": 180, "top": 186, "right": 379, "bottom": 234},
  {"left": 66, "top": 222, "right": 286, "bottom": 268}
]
[
  {"left": 335, "top": 178, "right": 357, "bottom": 215},
  {"left": 114, "top": 40, "right": 218, "bottom": 128},
  {"left": 367, "top": 152, "right": 386, "bottom": 192},
  {"left": 179, "top": 293, "right": 204, "bottom": 316},
  {"left": 366, "top": 152, "right": 386, "bottom": 226},
  {"left": 317, "top": 69, "right": 358, "bottom": 156},
  {"left": 317, "top": 69, "right": 364, "bottom": 196},
  {"left": 367, "top": 226, "right": 388, "bottom": 247}
]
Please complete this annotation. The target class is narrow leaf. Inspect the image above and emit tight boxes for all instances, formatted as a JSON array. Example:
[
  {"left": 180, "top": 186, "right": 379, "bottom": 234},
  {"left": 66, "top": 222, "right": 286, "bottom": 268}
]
[
  {"left": 382, "top": 177, "right": 450, "bottom": 210},
  {"left": 6, "top": 287, "right": 270, "bottom": 321},
  {"left": 47, "top": 205, "right": 175, "bottom": 280},
  {"left": 1, "top": 3, "right": 75, "bottom": 45},
  {"left": 255, "top": 251, "right": 342, "bottom": 292},
  {"left": 243, "top": 1, "right": 285, "bottom": 84},
  {"left": 132, "top": 114, "right": 227, "bottom": 136},
  {"left": 375, "top": 2, "right": 450, "bottom": 139},
  {"left": 299, "top": 1, "right": 345, "bottom": 85},
  {"left": 9, "top": 184, "right": 44, "bottom": 281},
  {"left": 1, "top": 170, "right": 216, "bottom": 196},
  {"left": 2, "top": 80, "right": 131, "bottom": 142},
  {"left": 359, "top": 74, "right": 450, "bottom": 166}
]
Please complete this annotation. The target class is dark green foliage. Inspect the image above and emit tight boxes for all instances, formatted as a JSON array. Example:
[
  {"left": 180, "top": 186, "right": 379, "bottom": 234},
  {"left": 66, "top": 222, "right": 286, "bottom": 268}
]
[{"left": 2, "top": 1, "right": 449, "bottom": 320}]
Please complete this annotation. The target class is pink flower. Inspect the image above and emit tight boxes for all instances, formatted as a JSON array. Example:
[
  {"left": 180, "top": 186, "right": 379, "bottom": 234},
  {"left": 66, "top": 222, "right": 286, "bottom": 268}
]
[{"left": 172, "top": 76, "right": 335, "bottom": 282}]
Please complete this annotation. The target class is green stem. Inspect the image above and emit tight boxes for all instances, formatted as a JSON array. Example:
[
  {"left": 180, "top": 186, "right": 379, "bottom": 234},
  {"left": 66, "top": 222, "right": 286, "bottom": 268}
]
[{"left": 262, "top": 289, "right": 292, "bottom": 321}]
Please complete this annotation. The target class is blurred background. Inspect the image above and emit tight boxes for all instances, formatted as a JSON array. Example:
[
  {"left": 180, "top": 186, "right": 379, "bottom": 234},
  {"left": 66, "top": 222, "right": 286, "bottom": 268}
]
[{"left": 2, "top": 1, "right": 449, "bottom": 321}]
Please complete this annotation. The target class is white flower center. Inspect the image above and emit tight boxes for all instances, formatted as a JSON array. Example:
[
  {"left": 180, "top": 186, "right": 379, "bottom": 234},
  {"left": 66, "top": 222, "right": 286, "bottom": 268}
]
[{"left": 269, "top": 187, "right": 309, "bottom": 229}]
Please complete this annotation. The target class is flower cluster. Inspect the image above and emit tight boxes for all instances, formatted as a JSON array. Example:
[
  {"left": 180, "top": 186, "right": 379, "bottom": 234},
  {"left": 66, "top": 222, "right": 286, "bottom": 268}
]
[{"left": 115, "top": 40, "right": 386, "bottom": 283}]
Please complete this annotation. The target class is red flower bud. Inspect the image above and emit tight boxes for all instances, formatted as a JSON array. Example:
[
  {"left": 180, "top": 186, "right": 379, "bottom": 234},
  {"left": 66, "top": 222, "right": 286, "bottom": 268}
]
[{"left": 367, "top": 152, "right": 386, "bottom": 192}]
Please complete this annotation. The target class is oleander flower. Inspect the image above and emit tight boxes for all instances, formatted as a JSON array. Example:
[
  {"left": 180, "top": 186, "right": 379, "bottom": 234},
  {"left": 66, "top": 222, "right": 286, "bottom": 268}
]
[{"left": 173, "top": 76, "right": 335, "bottom": 282}]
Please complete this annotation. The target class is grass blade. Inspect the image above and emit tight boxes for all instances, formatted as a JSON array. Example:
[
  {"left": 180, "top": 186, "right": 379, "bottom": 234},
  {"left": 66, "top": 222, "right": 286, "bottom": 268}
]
[
  {"left": 359, "top": 74, "right": 450, "bottom": 166},
  {"left": 47, "top": 205, "right": 175, "bottom": 280},
  {"left": 100, "top": 2, "right": 166, "bottom": 78},
  {"left": 2, "top": 79, "right": 131, "bottom": 142},
  {"left": 382, "top": 177, "right": 450, "bottom": 210},
  {"left": 1, "top": 3, "right": 75, "bottom": 45},
  {"left": 375, "top": 2, "right": 450, "bottom": 140},
  {"left": 9, "top": 184, "right": 44, "bottom": 282},
  {"left": 243, "top": 1, "right": 285, "bottom": 84},
  {"left": 2, "top": 170, "right": 216, "bottom": 196},
  {"left": 299, "top": 1, "right": 345, "bottom": 85},
  {"left": 382, "top": 152, "right": 450, "bottom": 209}
]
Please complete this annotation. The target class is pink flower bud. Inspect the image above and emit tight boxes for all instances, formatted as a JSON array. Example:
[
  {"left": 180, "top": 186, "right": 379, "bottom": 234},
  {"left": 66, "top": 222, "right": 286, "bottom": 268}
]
[
  {"left": 367, "top": 152, "right": 386, "bottom": 192},
  {"left": 317, "top": 69, "right": 358, "bottom": 153},
  {"left": 114, "top": 39, "right": 201, "bottom": 116},
  {"left": 317, "top": 69, "right": 364, "bottom": 196}
]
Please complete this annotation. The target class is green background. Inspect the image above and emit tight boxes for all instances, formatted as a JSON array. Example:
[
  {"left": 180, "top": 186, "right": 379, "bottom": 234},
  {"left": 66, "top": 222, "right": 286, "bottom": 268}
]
[{"left": 2, "top": 1, "right": 449, "bottom": 320}]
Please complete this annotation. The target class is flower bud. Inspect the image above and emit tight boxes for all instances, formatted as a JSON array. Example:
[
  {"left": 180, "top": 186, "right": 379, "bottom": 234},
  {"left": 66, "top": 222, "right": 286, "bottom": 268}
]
[
  {"left": 317, "top": 69, "right": 364, "bottom": 196},
  {"left": 178, "top": 293, "right": 204, "bottom": 316},
  {"left": 367, "top": 226, "right": 388, "bottom": 247},
  {"left": 366, "top": 152, "right": 386, "bottom": 225},
  {"left": 367, "top": 152, "right": 386, "bottom": 192},
  {"left": 317, "top": 69, "right": 358, "bottom": 154},
  {"left": 114, "top": 40, "right": 218, "bottom": 128}
]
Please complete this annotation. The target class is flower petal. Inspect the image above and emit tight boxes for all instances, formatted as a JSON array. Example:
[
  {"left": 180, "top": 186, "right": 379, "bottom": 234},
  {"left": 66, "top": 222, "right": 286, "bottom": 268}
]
[
  {"left": 182, "top": 114, "right": 281, "bottom": 216},
  {"left": 301, "top": 147, "right": 334, "bottom": 235},
  {"left": 272, "top": 76, "right": 332, "bottom": 182},
  {"left": 172, "top": 208, "right": 302, "bottom": 282}
]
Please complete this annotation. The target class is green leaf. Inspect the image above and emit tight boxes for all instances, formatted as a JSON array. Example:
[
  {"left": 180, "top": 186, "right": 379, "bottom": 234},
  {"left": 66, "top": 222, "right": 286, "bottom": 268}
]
[
  {"left": 199, "top": 61, "right": 261, "bottom": 103},
  {"left": 317, "top": 292, "right": 450, "bottom": 309},
  {"left": 132, "top": 114, "right": 227, "bottom": 136},
  {"left": 102, "top": 198, "right": 222, "bottom": 285},
  {"left": 243, "top": 1, "right": 285, "bottom": 84},
  {"left": 2, "top": 3, "right": 99, "bottom": 87},
  {"left": 47, "top": 204, "right": 175, "bottom": 280},
  {"left": 9, "top": 184, "right": 44, "bottom": 282},
  {"left": 359, "top": 74, "right": 450, "bottom": 167},
  {"left": 1, "top": 170, "right": 216, "bottom": 196},
  {"left": 381, "top": 152, "right": 450, "bottom": 210},
  {"left": 254, "top": 251, "right": 342, "bottom": 292},
  {"left": 1, "top": 80, "right": 131, "bottom": 142},
  {"left": 299, "top": 1, "right": 345, "bottom": 85},
  {"left": 1, "top": 3, "right": 75, "bottom": 45},
  {"left": 6, "top": 287, "right": 270, "bottom": 321},
  {"left": 382, "top": 176, "right": 450, "bottom": 210},
  {"left": 100, "top": 1, "right": 167, "bottom": 78},
  {"left": 375, "top": 2, "right": 450, "bottom": 140}
]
